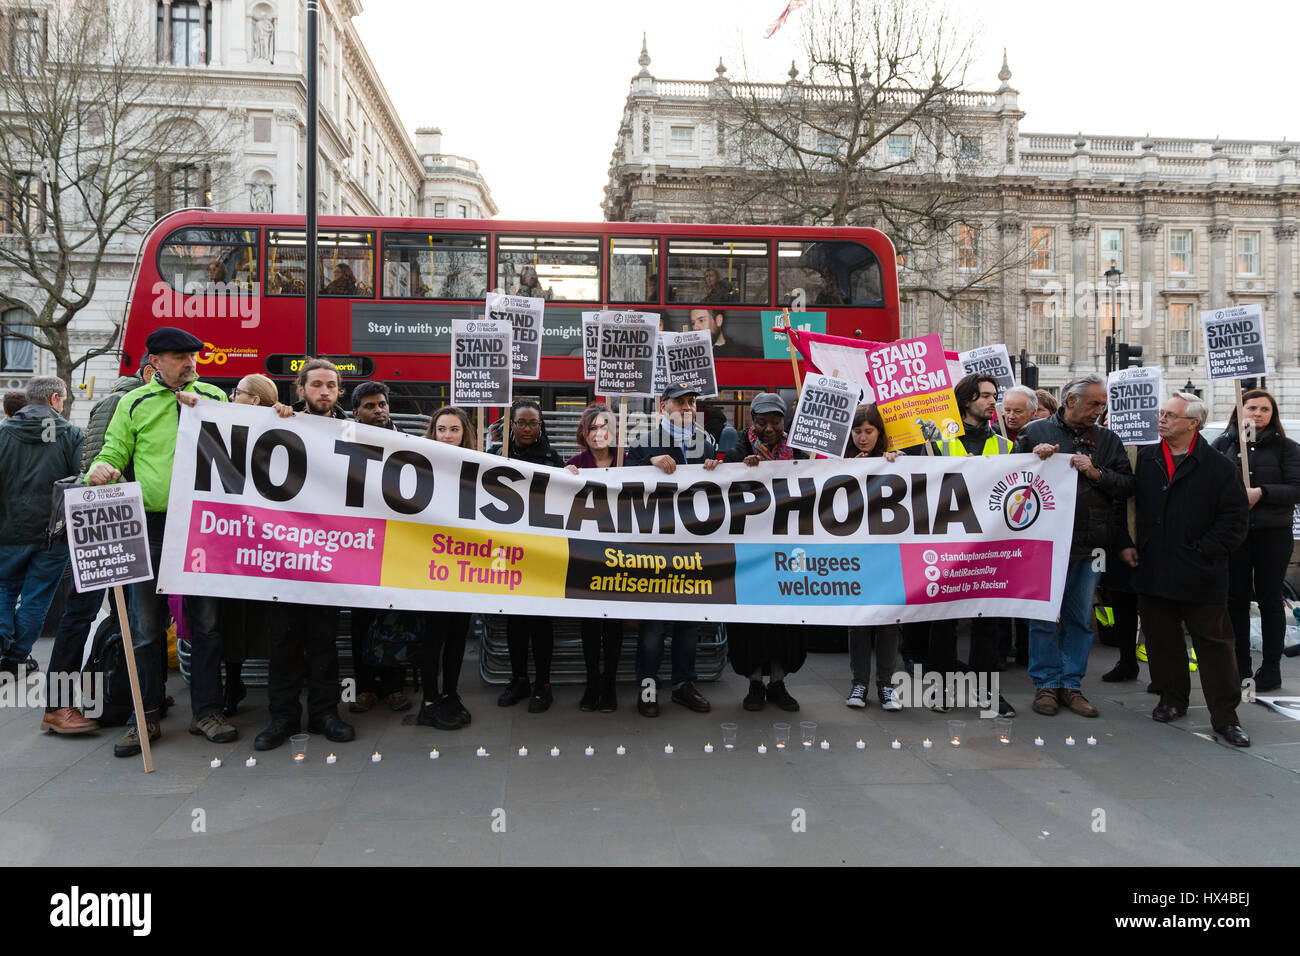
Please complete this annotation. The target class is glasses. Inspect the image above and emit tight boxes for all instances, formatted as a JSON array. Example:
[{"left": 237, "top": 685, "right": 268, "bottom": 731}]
[
  {"left": 229, "top": 387, "right": 252, "bottom": 400},
  {"left": 1156, "top": 412, "right": 1196, "bottom": 421},
  {"left": 512, "top": 420, "right": 542, "bottom": 429}
]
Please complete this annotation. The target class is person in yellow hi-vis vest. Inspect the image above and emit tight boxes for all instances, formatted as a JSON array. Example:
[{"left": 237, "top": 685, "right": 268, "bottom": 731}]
[{"left": 924, "top": 373, "right": 1016, "bottom": 717}]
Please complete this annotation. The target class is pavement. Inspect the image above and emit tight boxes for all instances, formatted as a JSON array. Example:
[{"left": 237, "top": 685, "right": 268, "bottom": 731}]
[{"left": 1, "top": 634, "right": 1298, "bottom": 867}]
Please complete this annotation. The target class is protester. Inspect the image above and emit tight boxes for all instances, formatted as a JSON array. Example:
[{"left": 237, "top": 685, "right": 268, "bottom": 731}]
[
  {"left": 1019, "top": 374, "right": 1134, "bottom": 718},
  {"left": 927, "top": 373, "right": 1016, "bottom": 717},
  {"left": 1119, "top": 392, "right": 1250, "bottom": 747},
  {"left": 0, "top": 378, "right": 82, "bottom": 712},
  {"left": 566, "top": 402, "right": 624, "bottom": 712},
  {"left": 842, "top": 404, "right": 903, "bottom": 711},
  {"left": 627, "top": 383, "right": 719, "bottom": 717},
  {"left": 253, "top": 359, "right": 356, "bottom": 751},
  {"left": 415, "top": 405, "right": 476, "bottom": 730},
  {"left": 1034, "top": 389, "right": 1058, "bottom": 419},
  {"left": 1000, "top": 385, "right": 1037, "bottom": 443},
  {"left": 347, "top": 380, "right": 410, "bottom": 714},
  {"left": 491, "top": 400, "right": 564, "bottom": 713},
  {"left": 1211, "top": 387, "right": 1300, "bottom": 692},
  {"left": 3, "top": 390, "right": 27, "bottom": 418},
  {"left": 87, "top": 328, "right": 235, "bottom": 756},
  {"left": 725, "top": 392, "right": 808, "bottom": 711}
]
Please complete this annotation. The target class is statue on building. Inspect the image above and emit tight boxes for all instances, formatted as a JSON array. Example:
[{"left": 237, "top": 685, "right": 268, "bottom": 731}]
[
  {"left": 251, "top": 14, "right": 276, "bottom": 64},
  {"left": 250, "top": 182, "right": 273, "bottom": 213}
]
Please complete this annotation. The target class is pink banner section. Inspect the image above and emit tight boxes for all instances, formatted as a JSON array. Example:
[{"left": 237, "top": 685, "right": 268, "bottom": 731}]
[
  {"left": 186, "top": 501, "right": 385, "bottom": 585},
  {"left": 782, "top": 327, "right": 960, "bottom": 374},
  {"left": 900, "top": 540, "right": 1054, "bottom": 605}
]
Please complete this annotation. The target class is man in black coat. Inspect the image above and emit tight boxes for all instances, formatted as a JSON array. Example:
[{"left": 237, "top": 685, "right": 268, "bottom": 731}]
[{"left": 1118, "top": 392, "right": 1250, "bottom": 746}]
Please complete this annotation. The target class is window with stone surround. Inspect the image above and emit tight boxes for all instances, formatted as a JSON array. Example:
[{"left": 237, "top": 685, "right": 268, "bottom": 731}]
[
  {"left": 157, "top": 1, "right": 209, "bottom": 67},
  {"left": 669, "top": 126, "right": 696, "bottom": 153},
  {"left": 1236, "top": 231, "right": 1260, "bottom": 276},
  {"left": 888, "top": 135, "right": 911, "bottom": 161},
  {"left": 6, "top": 10, "right": 45, "bottom": 74},
  {"left": 1168, "top": 229, "right": 1192, "bottom": 274},
  {"left": 956, "top": 223, "right": 980, "bottom": 271},
  {"left": 955, "top": 302, "right": 984, "bottom": 352},
  {"left": 899, "top": 297, "right": 916, "bottom": 339},
  {"left": 1167, "top": 303, "right": 1194, "bottom": 357},
  {"left": 1029, "top": 300, "right": 1056, "bottom": 354},
  {"left": 1100, "top": 229, "right": 1124, "bottom": 273},
  {"left": 1030, "top": 227, "right": 1054, "bottom": 272}
]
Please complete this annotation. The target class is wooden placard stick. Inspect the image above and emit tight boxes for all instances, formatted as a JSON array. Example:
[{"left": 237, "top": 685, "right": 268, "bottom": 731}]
[
  {"left": 783, "top": 308, "right": 803, "bottom": 392},
  {"left": 1234, "top": 378, "right": 1251, "bottom": 487},
  {"left": 112, "top": 585, "right": 154, "bottom": 773},
  {"left": 617, "top": 397, "right": 628, "bottom": 468}
]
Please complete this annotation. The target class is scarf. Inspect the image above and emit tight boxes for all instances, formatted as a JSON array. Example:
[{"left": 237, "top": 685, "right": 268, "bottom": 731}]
[
  {"left": 662, "top": 417, "right": 698, "bottom": 445},
  {"left": 747, "top": 427, "right": 794, "bottom": 461}
]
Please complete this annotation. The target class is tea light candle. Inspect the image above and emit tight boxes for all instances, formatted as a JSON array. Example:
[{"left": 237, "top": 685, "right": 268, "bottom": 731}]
[
  {"left": 371, "top": 751, "right": 382, "bottom": 763},
  {"left": 922, "top": 738, "right": 933, "bottom": 749},
  {"left": 210, "top": 757, "right": 221, "bottom": 768},
  {"left": 245, "top": 756, "right": 256, "bottom": 768},
  {"left": 585, "top": 746, "right": 595, "bottom": 756},
  {"left": 950, "top": 737, "right": 961, "bottom": 747},
  {"left": 326, "top": 753, "right": 337, "bottom": 764},
  {"left": 429, "top": 749, "right": 439, "bottom": 760},
  {"left": 664, "top": 744, "right": 674, "bottom": 754},
  {"left": 704, "top": 742, "right": 714, "bottom": 753},
  {"left": 550, "top": 746, "right": 559, "bottom": 757},
  {"left": 820, "top": 740, "right": 830, "bottom": 750},
  {"left": 757, "top": 744, "right": 767, "bottom": 754},
  {"left": 891, "top": 739, "right": 901, "bottom": 750},
  {"left": 294, "top": 753, "right": 306, "bottom": 763},
  {"left": 856, "top": 739, "right": 866, "bottom": 750},
  {"left": 775, "top": 742, "right": 785, "bottom": 750},
  {"left": 802, "top": 739, "right": 813, "bottom": 748},
  {"left": 518, "top": 746, "right": 528, "bottom": 757},
  {"left": 616, "top": 745, "right": 626, "bottom": 755},
  {"left": 1034, "top": 736, "right": 1044, "bottom": 747},
  {"left": 476, "top": 746, "right": 488, "bottom": 757},
  {"left": 999, "top": 735, "right": 1011, "bottom": 746},
  {"left": 1087, "top": 735, "right": 1097, "bottom": 746},
  {"left": 1066, "top": 736, "right": 1076, "bottom": 746}
]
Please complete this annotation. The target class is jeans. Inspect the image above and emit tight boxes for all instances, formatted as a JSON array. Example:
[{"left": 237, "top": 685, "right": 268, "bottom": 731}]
[
  {"left": 45, "top": 583, "right": 106, "bottom": 711},
  {"left": 0, "top": 540, "right": 70, "bottom": 662},
  {"left": 636, "top": 620, "right": 697, "bottom": 688},
  {"left": 1028, "top": 557, "right": 1101, "bottom": 690},
  {"left": 127, "top": 513, "right": 223, "bottom": 720}
]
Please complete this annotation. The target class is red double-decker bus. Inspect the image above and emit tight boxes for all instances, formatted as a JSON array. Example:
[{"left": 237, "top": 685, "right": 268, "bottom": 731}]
[{"left": 121, "top": 211, "right": 899, "bottom": 414}]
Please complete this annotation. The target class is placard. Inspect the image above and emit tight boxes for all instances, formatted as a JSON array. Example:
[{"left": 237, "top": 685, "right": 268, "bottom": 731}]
[
  {"left": 788, "top": 374, "right": 857, "bottom": 458},
  {"left": 450, "top": 319, "right": 513, "bottom": 407},
  {"left": 1106, "top": 366, "right": 1163, "bottom": 446},
  {"left": 64, "top": 482, "right": 154, "bottom": 592},
  {"left": 959, "top": 344, "right": 1015, "bottom": 399},
  {"left": 867, "top": 334, "right": 965, "bottom": 451},
  {"left": 662, "top": 330, "right": 718, "bottom": 398},
  {"left": 806, "top": 340, "right": 873, "bottom": 404},
  {"left": 485, "top": 292, "right": 545, "bottom": 380},
  {"left": 595, "top": 311, "right": 659, "bottom": 397},
  {"left": 653, "top": 341, "right": 667, "bottom": 396},
  {"left": 580, "top": 312, "right": 600, "bottom": 381},
  {"left": 1202, "top": 304, "right": 1267, "bottom": 381}
]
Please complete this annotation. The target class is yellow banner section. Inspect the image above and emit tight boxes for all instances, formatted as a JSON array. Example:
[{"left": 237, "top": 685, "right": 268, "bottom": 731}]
[
  {"left": 879, "top": 390, "right": 964, "bottom": 451},
  {"left": 380, "top": 522, "right": 568, "bottom": 598}
]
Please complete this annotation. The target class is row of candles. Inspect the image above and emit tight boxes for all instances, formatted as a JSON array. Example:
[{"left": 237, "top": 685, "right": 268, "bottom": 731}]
[{"left": 212, "top": 721, "right": 1100, "bottom": 767}]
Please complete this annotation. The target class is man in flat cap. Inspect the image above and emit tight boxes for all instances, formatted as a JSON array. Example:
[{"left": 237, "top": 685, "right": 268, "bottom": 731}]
[{"left": 87, "top": 326, "right": 236, "bottom": 757}]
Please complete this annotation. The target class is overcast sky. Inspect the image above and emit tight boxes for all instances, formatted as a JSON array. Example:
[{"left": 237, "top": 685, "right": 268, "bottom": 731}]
[{"left": 353, "top": 0, "right": 1295, "bottom": 221}]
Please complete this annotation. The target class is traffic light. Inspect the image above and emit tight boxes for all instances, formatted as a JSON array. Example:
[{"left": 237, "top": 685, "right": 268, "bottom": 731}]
[
  {"left": 1105, "top": 336, "right": 1117, "bottom": 375},
  {"left": 1118, "top": 343, "right": 1143, "bottom": 369},
  {"left": 1017, "top": 348, "right": 1039, "bottom": 389}
]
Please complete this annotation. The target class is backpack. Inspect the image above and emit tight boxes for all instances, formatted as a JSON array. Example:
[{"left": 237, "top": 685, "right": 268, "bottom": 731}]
[
  {"left": 362, "top": 610, "right": 424, "bottom": 670},
  {"left": 86, "top": 613, "right": 133, "bottom": 727},
  {"left": 45, "top": 475, "right": 83, "bottom": 549}
]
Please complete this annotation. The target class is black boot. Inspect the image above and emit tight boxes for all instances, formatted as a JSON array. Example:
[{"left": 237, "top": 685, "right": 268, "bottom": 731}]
[
  {"left": 1254, "top": 660, "right": 1283, "bottom": 692},
  {"left": 597, "top": 674, "right": 617, "bottom": 713},
  {"left": 579, "top": 672, "right": 600, "bottom": 712}
]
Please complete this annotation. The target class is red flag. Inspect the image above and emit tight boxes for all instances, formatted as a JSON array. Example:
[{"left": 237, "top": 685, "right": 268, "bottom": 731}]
[
  {"left": 776, "top": 325, "right": 959, "bottom": 373},
  {"left": 764, "top": 0, "right": 807, "bottom": 39}
]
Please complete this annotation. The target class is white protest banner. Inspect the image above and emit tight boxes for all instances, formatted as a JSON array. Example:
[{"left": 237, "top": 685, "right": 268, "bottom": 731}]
[
  {"left": 806, "top": 340, "right": 874, "bottom": 404},
  {"left": 595, "top": 311, "right": 658, "bottom": 397},
  {"left": 64, "top": 482, "right": 153, "bottom": 592},
  {"left": 662, "top": 330, "right": 717, "bottom": 398},
  {"left": 1106, "top": 366, "right": 1163, "bottom": 446},
  {"left": 788, "top": 374, "right": 857, "bottom": 458},
  {"left": 159, "top": 403, "right": 1078, "bottom": 627},
  {"left": 581, "top": 312, "right": 600, "bottom": 381},
  {"left": 959, "top": 344, "right": 1015, "bottom": 399},
  {"left": 485, "top": 291, "right": 544, "bottom": 380},
  {"left": 1202, "top": 304, "right": 1267, "bottom": 381},
  {"left": 450, "top": 319, "right": 513, "bottom": 408}
]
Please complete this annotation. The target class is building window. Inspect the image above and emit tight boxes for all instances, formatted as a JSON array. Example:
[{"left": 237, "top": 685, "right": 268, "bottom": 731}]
[
  {"left": 669, "top": 126, "right": 695, "bottom": 152},
  {"left": 816, "top": 132, "right": 842, "bottom": 156},
  {"left": 7, "top": 12, "right": 45, "bottom": 74},
  {"left": 1168, "top": 303, "right": 1194, "bottom": 355},
  {"left": 252, "top": 115, "right": 272, "bottom": 143},
  {"left": 1029, "top": 227, "right": 1054, "bottom": 272},
  {"left": 1029, "top": 300, "right": 1056, "bottom": 354},
  {"left": 956, "top": 223, "right": 980, "bottom": 271},
  {"left": 1236, "top": 231, "right": 1260, "bottom": 276},
  {"left": 457, "top": 204, "right": 467, "bottom": 218},
  {"left": 1, "top": 307, "right": 35, "bottom": 371},
  {"left": 958, "top": 135, "right": 981, "bottom": 160},
  {"left": 1100, "top": 228, "right": 1124, "bottom": 272},
  {"left": 433, "top": 202, "right": 445, "bottom": 218},
  {"left": 888, "top": 135, "right": 912, "bottom": 161},
  {"left": 955, "top": 303, "right": 983, "bottom": 352},
  {"left": 157, "top": 1, "right": 209, "bottom": 66},
  {"left": 1168, "top": 228, "right": 1192, "bottom": 274},
  {"left": 1, "top": 172, "right": 45, "bottom": 235},
  {"left": 899, "top": 298, "right": 916, "bottom": 340}
]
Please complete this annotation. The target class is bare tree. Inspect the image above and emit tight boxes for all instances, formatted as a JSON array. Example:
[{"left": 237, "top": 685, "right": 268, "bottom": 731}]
[
  {"left": 717, "top": 0, "right": 1027, "bottom": 311},
  {"left": 0, "top": 0, "right": 229, "bottom": 414}
]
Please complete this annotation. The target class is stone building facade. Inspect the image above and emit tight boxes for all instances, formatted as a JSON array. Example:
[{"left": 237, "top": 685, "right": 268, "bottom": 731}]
[
  {"left": 602, "top": 43, "right": 1299, "bottom": 418},
  {"left": 0, "top": 0, "right": 494, "bottom": 421}
]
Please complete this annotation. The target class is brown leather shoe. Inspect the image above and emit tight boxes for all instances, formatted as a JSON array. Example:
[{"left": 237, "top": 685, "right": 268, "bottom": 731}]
[
  {"left": 1058, "top": 688, "right": 1099, "bottom": 717},
  {"left": 40, "top": 707, "right": 100, "bottom": 735},
  {"left": 1031, "top": 687, "right": 1059, "bottom": 716}
]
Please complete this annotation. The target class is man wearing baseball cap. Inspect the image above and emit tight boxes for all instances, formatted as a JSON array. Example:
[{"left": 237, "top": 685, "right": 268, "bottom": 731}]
[{"left": 87, "top": 326, "right": 236, "bottom": 757}]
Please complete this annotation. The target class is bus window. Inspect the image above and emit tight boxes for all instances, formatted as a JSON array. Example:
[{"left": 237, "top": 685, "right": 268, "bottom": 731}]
[
  {"left": 495, "top": 236, "right": 600, "bottom": 302},
  {"left": 609, "top": 237, "right": 660, "bottom": 304},
  {"left": 666, "top": 239, "right": 769, "bottom": 306},
  {"left": 777, "top": 240, "right": 883, "bottom": 307},
  {"left": 157, "top": 227, "right": 259, "bottom": 294},
  {"left": 266, "top": 230, "right": 375, "bottom": 297},
  {"left": 381, "top": 232, "right": 489, "bottom": 299}
]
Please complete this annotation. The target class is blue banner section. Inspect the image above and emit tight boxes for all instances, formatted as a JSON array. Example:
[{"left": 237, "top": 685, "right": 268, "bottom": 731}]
[{"left": 734, "top": 542, "right": 904, "bottom": 606}]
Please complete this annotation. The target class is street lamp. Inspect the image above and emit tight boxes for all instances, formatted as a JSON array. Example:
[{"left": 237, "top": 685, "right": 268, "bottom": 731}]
[{"left": 1104, "top": 260, "right": 1122, "bottom": 343}]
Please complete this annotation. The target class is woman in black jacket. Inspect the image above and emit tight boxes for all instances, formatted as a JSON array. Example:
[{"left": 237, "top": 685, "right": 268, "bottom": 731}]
[
  {"left": 1211, "top": 388, "right": 1300, "bottom": 691},
  {"left": 491, "top": 401, "right": 565, "bottom": 712}
]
